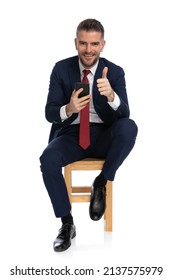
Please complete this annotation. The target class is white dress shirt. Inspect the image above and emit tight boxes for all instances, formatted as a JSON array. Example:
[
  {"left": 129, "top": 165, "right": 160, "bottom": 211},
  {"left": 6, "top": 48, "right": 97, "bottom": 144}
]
[{"left": 60, "top": 60, "right": 121, "bottom": 124}]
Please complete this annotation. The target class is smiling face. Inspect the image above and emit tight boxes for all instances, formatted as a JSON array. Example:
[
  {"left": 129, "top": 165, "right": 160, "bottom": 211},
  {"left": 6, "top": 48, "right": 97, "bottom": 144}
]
[{"left": 75, "top": 30, "right": 106, "bottom": 69}]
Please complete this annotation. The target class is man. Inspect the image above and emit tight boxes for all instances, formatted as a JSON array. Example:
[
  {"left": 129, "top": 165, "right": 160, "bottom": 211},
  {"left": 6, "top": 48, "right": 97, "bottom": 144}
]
[{"left": 40, "top": 18, "right": 138, "bottom": 252}]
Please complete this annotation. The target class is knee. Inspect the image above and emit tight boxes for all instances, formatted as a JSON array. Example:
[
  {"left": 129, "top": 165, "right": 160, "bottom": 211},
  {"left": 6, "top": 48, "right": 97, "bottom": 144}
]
[
  {"left": 113, "top": 118, "right": 138, "bottom": 139},
  {"left": 39, "top": 146, "right": 62, "bottom": 173},
  {"left": 125, "top": 118, "right": 138, "bottom": 137}
]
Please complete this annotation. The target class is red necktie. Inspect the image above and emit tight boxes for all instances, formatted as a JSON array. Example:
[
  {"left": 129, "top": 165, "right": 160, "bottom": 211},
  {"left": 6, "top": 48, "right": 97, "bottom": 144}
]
[{"left": 79, "top": 69, "right": 90, "bottom": 149}]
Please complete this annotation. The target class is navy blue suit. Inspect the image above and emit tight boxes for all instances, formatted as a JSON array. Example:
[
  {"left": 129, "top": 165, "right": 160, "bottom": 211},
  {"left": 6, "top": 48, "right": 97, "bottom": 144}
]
[{"left": 40, "top": 56, "right": 138, "bottom": 217}]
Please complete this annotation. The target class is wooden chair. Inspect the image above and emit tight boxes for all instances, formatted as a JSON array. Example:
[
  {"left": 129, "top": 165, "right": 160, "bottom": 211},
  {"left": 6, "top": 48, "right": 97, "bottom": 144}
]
[{"left": 64, "top": 158, "right": 113, "bottom": 231}]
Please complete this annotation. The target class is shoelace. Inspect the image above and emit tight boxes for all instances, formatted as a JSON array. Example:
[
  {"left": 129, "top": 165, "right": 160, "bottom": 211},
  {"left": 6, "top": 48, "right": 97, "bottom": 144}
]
[{"left": 57, "top": 224, "right": 72, "bottom": 238}]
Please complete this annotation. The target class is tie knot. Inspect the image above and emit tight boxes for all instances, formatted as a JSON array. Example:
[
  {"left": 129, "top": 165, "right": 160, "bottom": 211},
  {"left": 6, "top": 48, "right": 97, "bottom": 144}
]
[{"left": 83, "top": 69, "right": 90, "bottom": 77}]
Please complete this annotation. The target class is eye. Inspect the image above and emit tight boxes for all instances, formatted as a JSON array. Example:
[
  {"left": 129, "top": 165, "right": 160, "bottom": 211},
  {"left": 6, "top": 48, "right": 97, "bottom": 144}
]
[
  {"left": 92, "top": 42, "right": 100, "bottom": 46},
  {"left": 79, "top": 41, "right": 86, "bottom": 46}
]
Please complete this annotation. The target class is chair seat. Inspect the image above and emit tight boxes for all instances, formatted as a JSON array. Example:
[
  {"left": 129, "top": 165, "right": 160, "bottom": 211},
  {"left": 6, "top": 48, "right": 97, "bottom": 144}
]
[{"left": 64, "top": 158, "right": 113, "bottom": 231}]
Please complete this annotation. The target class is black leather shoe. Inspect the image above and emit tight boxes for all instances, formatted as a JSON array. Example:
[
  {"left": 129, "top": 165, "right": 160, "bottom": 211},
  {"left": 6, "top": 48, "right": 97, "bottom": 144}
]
[
  {"left": 53, "top": 223, "right": 76, "bottom": 252},
  {"left": 89, "top": 184, "right": 106, "bottom": 221}
]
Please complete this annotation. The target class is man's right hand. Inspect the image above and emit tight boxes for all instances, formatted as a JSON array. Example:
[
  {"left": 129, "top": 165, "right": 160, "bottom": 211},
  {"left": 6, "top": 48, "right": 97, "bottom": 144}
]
[{"left": 66, "top": 89, "right": 91, "bottom": 117}]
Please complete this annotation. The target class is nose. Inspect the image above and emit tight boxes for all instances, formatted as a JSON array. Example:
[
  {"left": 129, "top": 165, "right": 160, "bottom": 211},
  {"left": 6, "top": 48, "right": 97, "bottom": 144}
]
[{"left": 86, "top": 43, "right": 91, "bottom": 53}]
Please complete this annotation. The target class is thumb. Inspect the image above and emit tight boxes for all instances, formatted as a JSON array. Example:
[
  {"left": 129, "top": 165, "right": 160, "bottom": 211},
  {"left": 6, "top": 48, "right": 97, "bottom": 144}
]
[{"left": 102, "top": 67, "right": 108, "bottom": 78}]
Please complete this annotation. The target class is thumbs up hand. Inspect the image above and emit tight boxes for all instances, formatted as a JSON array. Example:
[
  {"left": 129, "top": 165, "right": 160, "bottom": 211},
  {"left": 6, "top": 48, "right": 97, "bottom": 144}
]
[
  {"left": 102, "top": 66, "right": 108, "bottom": 79},
  {"left": 97, "top": 67, "right": 115, "bottom": 102}
]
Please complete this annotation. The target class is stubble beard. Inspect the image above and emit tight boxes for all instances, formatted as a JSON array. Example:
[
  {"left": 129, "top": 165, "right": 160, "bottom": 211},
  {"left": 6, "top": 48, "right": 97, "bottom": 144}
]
[{"left": 79, "top": 54, "right": 99, "bottom": 69}]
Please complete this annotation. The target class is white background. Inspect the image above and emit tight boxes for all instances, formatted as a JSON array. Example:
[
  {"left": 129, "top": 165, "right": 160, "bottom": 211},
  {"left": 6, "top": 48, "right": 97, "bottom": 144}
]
[{"left": 0, "top": 0, "right": 173, "bottom": 279}]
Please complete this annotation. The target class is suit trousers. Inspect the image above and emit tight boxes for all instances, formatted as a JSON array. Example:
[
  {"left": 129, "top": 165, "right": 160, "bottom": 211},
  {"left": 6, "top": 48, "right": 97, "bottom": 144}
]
[{"left": 40, "top": 118, "right": 138, "bottom": 217}]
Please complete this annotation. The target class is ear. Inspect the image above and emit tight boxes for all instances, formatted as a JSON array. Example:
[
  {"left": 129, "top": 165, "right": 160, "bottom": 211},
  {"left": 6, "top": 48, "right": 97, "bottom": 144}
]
[
  {"left": 100, "top": 40, "right": 106, "bottom": 52},
  {"left": 74, "top": 38, "right": 78, "bottom": 50}
]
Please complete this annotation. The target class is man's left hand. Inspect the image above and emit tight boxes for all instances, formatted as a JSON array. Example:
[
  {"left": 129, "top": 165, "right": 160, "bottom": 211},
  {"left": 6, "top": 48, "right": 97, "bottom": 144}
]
[{"left": 97, "top": 67, "right": 115, "bottom": 102}]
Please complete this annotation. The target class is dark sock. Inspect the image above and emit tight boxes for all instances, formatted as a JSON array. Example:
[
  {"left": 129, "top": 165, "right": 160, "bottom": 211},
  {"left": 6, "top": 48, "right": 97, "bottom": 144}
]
[
  {"left": 94, "top": 172, "right": 107, "bottom": 188},
  {"left": 61, "top": 213, "right": 74, "bottom": 225}
]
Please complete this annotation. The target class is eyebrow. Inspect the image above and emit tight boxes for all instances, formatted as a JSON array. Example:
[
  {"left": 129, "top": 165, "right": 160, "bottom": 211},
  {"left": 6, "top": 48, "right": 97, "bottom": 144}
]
[{"left": 78, "top": 40, "right": 100, "bottom": 45}]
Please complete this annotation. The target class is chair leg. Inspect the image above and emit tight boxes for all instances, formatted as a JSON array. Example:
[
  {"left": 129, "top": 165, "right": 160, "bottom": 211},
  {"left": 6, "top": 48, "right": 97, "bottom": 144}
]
[
  {"left": 64, "top": 165, "right": 72, "bottom": 204},
  {"left": 64, "top": 162, "right": 113, "bottom": 232},
  {"left": 105, "top": 181, "right": 113, "bottom": 231}
]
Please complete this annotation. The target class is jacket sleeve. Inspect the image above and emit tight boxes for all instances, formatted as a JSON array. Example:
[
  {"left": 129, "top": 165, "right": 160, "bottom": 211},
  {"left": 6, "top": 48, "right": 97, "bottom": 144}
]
[
  {"left": 45, "top": 64, "right": 65, "bottom": 123},
  {"left": 110, "top": 66, "right": 130, "bottom": 118},
  {"left": 45, "top": 64, "right": 78, "bottom": 126}
]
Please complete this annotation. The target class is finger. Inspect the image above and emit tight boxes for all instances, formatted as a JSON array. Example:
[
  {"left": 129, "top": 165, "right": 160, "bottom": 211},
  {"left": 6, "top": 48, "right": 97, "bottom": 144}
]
[
  {"left": 77, "top": 97, "right": 91, "bottom": 111},
  {"left": 102, "top": 66, "right": 108, "bottom": 78},
  {"left": 79, "top": 94, "right": 91, "bottom": 101},
  {"left": 80, "top": 99, "right": 90, "bottom": 109},
  {"left": 73, "top": 88, "right": 83, "bottom": 97},
  {"left": 97, "top": 78, "right": 105, "bottom": 84}
]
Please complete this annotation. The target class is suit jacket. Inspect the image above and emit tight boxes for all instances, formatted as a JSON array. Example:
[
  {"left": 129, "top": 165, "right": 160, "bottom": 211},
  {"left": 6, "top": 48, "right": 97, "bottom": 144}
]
[{"left": 46, "top": 56, "right": 130, "bottom": 142}]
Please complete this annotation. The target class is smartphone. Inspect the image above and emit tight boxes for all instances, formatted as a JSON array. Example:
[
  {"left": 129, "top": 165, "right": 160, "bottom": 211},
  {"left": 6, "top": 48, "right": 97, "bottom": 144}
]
[{"left": 75, "top": 82, "right": 89, "bottom": 98}]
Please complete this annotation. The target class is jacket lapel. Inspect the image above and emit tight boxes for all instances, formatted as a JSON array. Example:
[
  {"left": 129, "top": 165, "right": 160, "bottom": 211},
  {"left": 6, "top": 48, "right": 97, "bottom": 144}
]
[{"left": 93, "top": 59, "right": 107, "bottom": 108}]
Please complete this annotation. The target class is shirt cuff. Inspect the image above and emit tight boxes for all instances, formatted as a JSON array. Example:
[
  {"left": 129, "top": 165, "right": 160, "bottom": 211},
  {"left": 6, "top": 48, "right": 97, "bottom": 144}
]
[
  {"left": 60, "top": 105, "right": 68, "bottom": 121},
  {"left": 107, "top": 93, "right": 121, "bottom": 110}
]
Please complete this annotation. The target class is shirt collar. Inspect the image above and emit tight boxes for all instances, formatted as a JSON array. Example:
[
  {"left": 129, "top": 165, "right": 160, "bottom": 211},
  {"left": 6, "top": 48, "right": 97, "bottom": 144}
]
[{"left": 78, "top": 59, "right": 99, "bottom": 76}]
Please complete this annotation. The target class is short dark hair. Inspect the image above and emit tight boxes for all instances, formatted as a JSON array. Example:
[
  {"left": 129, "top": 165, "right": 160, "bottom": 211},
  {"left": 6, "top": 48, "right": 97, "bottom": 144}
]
[{"left": 76, "top": 18, "right": 104, "bottom": 38}]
